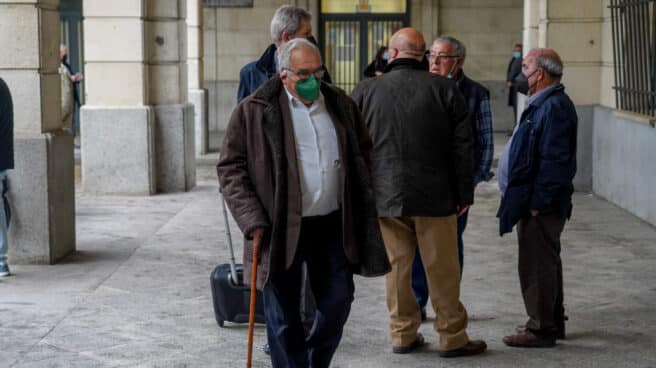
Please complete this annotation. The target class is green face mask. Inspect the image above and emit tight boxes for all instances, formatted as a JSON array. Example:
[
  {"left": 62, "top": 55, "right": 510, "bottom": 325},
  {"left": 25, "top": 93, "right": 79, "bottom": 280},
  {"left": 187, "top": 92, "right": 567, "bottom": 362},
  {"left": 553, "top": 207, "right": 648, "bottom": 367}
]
[{"left": 295, "top": 75, "right": 320, "bottom": 101}]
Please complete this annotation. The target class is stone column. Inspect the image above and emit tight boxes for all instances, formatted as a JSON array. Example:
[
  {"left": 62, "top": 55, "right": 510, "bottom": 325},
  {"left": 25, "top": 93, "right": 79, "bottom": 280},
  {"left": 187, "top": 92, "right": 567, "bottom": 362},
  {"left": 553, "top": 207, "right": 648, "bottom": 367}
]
[
  {"left": 187, "top": 0, "right": 208, "bottom": 156},
  {"left": 82, "top": 0, "right": 195, "bottom": 194},
  {"left": 0, "top": 0, "right": 76, "bottom": 263}
]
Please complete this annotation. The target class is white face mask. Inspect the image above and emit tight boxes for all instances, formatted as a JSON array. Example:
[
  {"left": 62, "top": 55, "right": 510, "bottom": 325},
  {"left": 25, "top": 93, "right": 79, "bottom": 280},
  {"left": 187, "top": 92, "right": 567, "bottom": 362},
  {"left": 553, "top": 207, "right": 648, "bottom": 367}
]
[{"left": 446, "top": 59, "right": 459, "bottom": 79}]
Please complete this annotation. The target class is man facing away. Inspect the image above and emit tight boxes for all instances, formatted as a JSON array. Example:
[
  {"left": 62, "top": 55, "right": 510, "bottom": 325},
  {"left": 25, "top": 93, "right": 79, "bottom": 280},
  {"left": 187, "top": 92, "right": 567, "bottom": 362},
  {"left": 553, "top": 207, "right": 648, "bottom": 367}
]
[
  {"left": 497, "top": 48, "right": 577, "bottom": 348},
  {"left": 411, "top": 36, "right": 495, "bottom": 319},
  {"left": 237, "top": 4, "right": 331, "bottom": 103},
  {"left": 351, "top": 27, "right": 486, "bottom": 358},
  {"left": 0, "top": 78, "right": 14, "bottom": 278},
  {"left": 217, "top": 38, "right": 389, "bottom": 368}
]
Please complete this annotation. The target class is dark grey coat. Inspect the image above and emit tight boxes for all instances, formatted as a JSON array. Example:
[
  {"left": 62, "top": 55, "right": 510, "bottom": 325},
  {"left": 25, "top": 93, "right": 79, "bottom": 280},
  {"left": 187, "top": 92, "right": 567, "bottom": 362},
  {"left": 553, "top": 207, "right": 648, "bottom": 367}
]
[{"left": 351, "top": 59, "right": 475, "bottom": 217}]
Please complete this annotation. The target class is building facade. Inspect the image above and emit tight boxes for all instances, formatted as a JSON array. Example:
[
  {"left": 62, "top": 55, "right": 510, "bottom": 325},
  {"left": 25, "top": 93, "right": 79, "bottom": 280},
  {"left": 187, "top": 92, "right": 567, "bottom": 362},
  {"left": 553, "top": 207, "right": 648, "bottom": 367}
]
[{"left": 0, "top": 0, "right": 653, "bottom": 264}]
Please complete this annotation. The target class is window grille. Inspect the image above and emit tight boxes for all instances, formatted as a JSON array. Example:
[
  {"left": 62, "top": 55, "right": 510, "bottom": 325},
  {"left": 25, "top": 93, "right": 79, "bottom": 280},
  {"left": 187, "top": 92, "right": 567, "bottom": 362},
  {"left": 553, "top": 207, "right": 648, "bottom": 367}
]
[{"left": 608, "top": 0, "right": 656, "bottom": 118}]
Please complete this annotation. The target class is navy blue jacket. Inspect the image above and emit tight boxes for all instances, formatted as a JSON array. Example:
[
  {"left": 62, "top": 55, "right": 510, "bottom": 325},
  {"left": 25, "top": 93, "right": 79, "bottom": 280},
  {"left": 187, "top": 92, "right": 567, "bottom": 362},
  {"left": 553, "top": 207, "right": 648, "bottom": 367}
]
[
  {"left": 237, "top": 43, "right": 333, "bottom": 103},
  {"left": 0, "top": 78, "right": 14, "bottom": 172},
  {"left": 497, "top": 84, "right": 577, "bottom": 235}
]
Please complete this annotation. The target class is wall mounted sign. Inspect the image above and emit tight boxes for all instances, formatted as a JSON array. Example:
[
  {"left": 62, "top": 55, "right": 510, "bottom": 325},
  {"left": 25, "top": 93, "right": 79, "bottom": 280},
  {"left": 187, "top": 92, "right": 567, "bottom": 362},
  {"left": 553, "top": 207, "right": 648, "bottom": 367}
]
[{"left": 203, "top": 0, "right": 253, "bottom": 7}]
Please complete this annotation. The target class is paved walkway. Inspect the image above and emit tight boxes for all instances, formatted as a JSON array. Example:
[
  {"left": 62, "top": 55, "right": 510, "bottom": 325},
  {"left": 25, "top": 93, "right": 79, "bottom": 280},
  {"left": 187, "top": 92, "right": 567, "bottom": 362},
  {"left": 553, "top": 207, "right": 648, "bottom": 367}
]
[{"left": 2, "top": 136, "right": 656, "bottom": 367}]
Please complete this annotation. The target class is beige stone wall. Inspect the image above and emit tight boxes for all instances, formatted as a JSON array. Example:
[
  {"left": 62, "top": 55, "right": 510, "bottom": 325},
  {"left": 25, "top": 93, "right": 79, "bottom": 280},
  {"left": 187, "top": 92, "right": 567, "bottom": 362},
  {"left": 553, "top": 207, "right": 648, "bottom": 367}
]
[
  {"left": 599, "top": 0, "right": 615, "bottom": 109},
  {"left": 436, "top": 0, "right": 524, "bottom": 81},
  {"left": 522, "top": 0, "right": 610, "bottom": 107},
  {"left": 204, "top": 1, "right": 296, "bottom": 83},
  {"left": 543, "top": 0, "right": 604, "bottom": 106},
  {"left": 0, "top": 1, "right": 62, "bottom": 133},
  {"left": 203, "top": 0, "right": 314, "bottom": 134}
]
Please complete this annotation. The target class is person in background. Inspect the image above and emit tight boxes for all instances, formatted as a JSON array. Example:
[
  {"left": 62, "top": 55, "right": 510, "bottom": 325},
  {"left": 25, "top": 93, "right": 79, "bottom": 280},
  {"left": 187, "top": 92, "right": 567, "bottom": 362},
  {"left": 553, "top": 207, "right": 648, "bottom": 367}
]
[
  {"left": 0, "top": 77, "right": 14, "bottom": 278},
  {"left": 363, "top": 46, "right": 389, "bottom": 78},
  {"left": 506, "top": 43, "right": 523, "bottom": 129},
  {"left": 60, "top": 45, "right": 83, "bottom": 140},
  {"left": 411, "top": 35, "right": 494, "bottom": 320}
]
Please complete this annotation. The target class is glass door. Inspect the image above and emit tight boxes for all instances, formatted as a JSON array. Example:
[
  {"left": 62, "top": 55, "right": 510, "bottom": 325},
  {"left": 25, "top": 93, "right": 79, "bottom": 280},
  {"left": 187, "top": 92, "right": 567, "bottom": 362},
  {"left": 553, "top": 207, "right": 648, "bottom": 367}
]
[{"left": 319, "top": 0, "right": 409, "bottom": 93}]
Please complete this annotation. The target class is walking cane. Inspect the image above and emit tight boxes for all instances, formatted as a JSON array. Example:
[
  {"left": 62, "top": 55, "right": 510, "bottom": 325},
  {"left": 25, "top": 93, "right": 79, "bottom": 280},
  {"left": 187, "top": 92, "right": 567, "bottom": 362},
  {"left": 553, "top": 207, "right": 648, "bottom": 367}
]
[{"left": 246, "top": 230, "right": 262, "bottom": 368}]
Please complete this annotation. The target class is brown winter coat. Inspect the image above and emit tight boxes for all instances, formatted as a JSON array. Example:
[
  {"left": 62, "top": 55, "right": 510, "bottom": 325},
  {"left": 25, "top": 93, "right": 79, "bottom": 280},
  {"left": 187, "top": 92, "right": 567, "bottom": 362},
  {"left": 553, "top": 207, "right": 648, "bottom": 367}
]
[{"left": 217, "top": 77, "right": 390, "bottom": 290}]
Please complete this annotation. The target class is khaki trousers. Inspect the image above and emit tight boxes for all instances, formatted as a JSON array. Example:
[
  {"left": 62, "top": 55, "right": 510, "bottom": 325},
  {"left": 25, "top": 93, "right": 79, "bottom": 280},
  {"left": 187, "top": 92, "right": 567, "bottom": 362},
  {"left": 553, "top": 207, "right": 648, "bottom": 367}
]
[{"left": 379, "top": 216, "right": 469, "bottom": 350}]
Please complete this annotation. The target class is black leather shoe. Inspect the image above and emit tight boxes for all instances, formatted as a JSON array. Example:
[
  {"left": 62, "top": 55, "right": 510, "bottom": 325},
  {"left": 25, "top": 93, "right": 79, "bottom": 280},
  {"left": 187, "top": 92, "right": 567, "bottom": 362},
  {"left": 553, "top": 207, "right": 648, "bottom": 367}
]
[
  {"left": 438, "top": 340, "right": 487, "bottom": 358},
  {"left": 392, "top": 333, "right": 425, "bottom": 354},
  {"left": 263, "top": 343, "right": 270, "bottom": 355},
  {"left": 555, "top": 315, "right": 568, "bottom": 340},
  {"left": 420, "top": 307, "right": 427, "bottom": 322}
]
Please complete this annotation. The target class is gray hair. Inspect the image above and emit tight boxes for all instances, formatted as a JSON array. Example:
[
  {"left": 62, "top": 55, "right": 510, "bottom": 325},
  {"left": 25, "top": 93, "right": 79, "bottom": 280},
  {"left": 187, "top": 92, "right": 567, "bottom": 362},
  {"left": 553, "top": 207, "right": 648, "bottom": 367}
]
[
  {"left": 270, "top": 5, "right": 312, "bottom": 45},
  {"left": 536, "top": 55, "right": 563, "bottom": 77},
  {"left": 433, "top": 36, "right": 466, "bottom": 59},
  {"left": 277, "top": 38, "right": 322, "bottom": 73}
]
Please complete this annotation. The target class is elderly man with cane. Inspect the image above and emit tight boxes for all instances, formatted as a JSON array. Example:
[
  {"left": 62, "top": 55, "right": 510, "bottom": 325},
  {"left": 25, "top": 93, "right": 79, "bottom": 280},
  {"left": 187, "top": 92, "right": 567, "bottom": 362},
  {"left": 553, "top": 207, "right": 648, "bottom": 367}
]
[{"left": 218, "top": 38, "right": 389, "bottom": 368}]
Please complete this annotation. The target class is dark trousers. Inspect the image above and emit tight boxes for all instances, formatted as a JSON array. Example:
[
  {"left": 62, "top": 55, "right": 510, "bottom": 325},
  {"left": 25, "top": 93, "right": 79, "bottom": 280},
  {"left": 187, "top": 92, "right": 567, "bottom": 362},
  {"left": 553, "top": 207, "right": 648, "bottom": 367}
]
[
  {"left": 263, "top": 211, "right": 354, "bottom": 368},
  {"left": 517, "top": 210, "right": 566, "bottom": 336},
  {"left": 411, "top": 210, "right": 467, "bottom": 307}
]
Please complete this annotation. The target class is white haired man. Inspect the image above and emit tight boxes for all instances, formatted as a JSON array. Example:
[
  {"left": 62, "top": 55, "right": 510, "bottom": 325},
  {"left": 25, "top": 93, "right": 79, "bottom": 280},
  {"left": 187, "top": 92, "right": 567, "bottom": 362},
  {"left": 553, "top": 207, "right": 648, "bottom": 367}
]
[{"left": 219, "top": 38, "right": 389, "bottom": 367}]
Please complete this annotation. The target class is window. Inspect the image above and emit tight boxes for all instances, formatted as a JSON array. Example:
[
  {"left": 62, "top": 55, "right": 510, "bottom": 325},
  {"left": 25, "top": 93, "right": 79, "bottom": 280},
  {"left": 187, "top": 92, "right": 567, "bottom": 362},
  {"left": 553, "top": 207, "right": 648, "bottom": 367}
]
[
  {"left": 321, "top": 0, "right": 406, "bottom": 14},
  {"left": 609, "top": 0, "right": 656, "bottom": 118}
]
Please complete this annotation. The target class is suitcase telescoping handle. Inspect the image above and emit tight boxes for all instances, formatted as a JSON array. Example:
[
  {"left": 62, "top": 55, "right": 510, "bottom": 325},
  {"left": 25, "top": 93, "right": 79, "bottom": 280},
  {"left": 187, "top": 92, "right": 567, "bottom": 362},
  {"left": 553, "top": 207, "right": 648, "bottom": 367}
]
[
  {"left": 219, "top": 188, "right": 239, "bottom": 285},
  {"left": 247, "top": 230, "right": 263, "bottom": 368}
]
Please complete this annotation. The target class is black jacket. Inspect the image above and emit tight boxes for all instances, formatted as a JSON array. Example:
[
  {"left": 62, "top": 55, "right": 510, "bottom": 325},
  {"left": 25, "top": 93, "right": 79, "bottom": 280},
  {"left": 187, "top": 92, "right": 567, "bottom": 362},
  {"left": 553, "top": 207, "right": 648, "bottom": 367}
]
[
  {"left": 0, "top": 78, "right": 13, "bottom": 172},
  {"left": 351, "top": 59, "right": 474, "bottom": 217},
  {"left": 506, "top": 57, "right": 522, "bottom": 106}
]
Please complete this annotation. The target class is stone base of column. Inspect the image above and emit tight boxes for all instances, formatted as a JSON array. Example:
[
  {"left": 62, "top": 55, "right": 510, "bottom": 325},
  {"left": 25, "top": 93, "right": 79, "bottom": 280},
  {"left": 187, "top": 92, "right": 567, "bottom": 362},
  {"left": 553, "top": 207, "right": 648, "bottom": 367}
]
[
  {"left": 81, "top": 106, "right": 156, "bottom": 195},
  {"left": 189, "top": 89, "right": 209, "bottom": 156},
  {"left": 8, "top": 131, "right": 76, "bottom": 264},
  {"left": 153, "top": 103, "right": 196, "bottom": 193}
]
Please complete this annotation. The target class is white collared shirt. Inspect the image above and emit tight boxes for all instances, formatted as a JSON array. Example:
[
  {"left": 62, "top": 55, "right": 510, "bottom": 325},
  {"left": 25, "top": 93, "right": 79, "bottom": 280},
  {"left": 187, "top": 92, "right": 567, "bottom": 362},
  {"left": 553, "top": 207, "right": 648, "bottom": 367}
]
[{"left": 284, "top": 87, "right": 342, "bottom": 217}]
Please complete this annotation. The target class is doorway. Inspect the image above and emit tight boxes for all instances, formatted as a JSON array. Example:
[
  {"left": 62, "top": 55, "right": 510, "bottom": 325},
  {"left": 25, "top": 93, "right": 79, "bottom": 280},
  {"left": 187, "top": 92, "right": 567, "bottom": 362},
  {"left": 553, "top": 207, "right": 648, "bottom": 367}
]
[{"left": 319, "top": 0, "right": 409, "bottom": 93}]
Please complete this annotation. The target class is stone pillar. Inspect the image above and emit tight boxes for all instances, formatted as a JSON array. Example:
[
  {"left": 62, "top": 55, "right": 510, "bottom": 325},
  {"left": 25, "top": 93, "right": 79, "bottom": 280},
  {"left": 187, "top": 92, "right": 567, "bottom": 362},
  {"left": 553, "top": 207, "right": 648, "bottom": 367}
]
[
  {"left": 0, "top": 0, "right": 76, "bottom": 264},
  {"left": 82, "top": 0, "right": 195, "bottom": 194},
  {"left": 518, "top": 0, "right": 543, "bottom": 118},
  {"left": 411, "top": 0, "right": 440, "bottom": 42},
  {"left": 187, "top": 0, "right": 208, "bottom": 156}
]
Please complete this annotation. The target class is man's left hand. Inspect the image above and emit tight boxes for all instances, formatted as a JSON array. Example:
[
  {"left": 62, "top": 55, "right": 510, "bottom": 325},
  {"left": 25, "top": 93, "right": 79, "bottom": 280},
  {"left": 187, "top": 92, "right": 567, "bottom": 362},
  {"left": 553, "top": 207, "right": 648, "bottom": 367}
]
[{"left": 530, "top": 209, "right": 539, "bottom": 217}]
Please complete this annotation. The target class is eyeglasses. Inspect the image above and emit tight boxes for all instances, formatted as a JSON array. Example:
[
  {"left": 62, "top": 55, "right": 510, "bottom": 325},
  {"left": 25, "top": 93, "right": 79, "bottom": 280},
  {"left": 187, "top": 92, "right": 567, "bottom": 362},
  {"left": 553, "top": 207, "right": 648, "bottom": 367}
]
[
  {"left": 284, "top": 68, "right": 325, "bottom": 81},
  {"left": 428, "top": 53, "right": 460, "bottom": 61}
]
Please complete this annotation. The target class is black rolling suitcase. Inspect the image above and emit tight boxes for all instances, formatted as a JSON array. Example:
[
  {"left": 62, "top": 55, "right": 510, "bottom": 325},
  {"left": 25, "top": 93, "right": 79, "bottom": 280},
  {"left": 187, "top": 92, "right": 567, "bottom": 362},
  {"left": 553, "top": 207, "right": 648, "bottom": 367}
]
[{"left": 210, "top": 191, "right": 265, "bottom": 327}]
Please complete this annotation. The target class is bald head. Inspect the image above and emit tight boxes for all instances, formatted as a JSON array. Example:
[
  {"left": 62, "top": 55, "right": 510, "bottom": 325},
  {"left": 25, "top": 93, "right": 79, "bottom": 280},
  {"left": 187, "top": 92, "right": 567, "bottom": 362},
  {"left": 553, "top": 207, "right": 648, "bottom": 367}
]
[
  {"left": 523, "top": 48, "right": 564, "bottom": 94},
  {"left": 526, "top": 48, "right": 563, "bottom": 78},
  {"left": 389, "top": 27, "right": 426, "bottom": 62}
]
